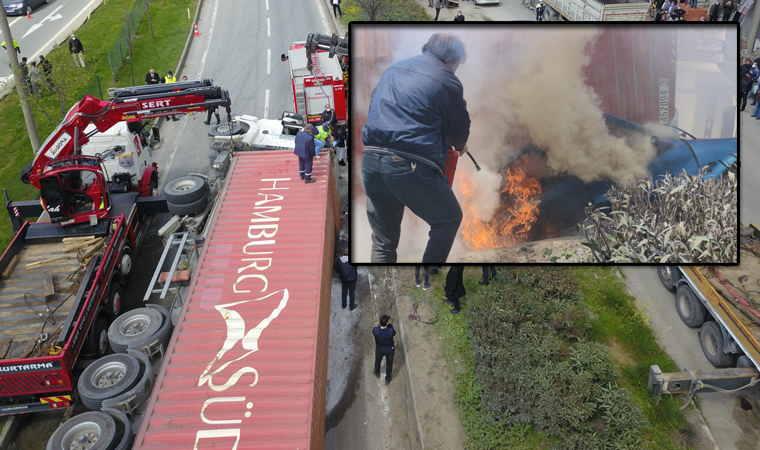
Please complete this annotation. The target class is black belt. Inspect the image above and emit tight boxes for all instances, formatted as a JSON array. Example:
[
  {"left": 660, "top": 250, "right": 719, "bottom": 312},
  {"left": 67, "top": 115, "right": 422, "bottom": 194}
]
[{"left": 363, "top": 146, "right": 444, "bottom": 176}]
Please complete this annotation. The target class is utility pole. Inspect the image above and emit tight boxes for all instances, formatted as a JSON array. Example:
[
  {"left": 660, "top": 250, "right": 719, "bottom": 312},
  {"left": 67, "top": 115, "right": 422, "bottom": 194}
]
[{"left": 0, "top": 6, "right": 40, "bottom": 153}]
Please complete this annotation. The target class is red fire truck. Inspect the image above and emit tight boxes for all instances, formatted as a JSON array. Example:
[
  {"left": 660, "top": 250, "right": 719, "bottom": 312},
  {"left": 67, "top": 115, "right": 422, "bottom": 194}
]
[{"left": 283, "top": 33, "right": 348, "bottom": 126}]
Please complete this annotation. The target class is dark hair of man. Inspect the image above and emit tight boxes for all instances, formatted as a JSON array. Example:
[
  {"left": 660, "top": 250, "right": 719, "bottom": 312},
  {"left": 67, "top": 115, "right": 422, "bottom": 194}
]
[
  {"left": 421, "top": 34, "right": 467, "bottom": 65},
  {"left": 380, "top": 315, "right": 390, "bottom": 327}
]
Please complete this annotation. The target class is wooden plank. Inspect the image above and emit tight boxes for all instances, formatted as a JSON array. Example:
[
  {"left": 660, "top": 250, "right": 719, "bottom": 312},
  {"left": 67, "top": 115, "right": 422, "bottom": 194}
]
[
  {"left": 63, "top": 238, "right": 101, "bottom": 252},
  {"left": 78, "top": 241, "right": 105, "bottom": 262},
  {"left": 2, "top": 255, "right": 18, "bottom": 278},
  {"left": 62, "top": 236, "right": 96, "bottom": 243},
  {"left": 42, "top": 271, "right": 55, "bottom": 302},
  {"left": 25, "top": 256, "right": 70, "bottom": 270},
  {"left": 0, "top": 339, "right": 11, "bottom": 359}
]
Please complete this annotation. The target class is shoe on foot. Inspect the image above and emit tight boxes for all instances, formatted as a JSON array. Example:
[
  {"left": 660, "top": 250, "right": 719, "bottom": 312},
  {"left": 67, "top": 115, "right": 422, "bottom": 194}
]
[
  {"left": 172, "top": 118, "right": 179, "bottom": 122},
  {"left": 374, "top": 371, "right": 381, "bottom": 379},
  {"left": 479, "top": 280, "right": 488, "bottom": 286},
  {"left": 203, "top": 121, "right": 210, "bottom": 125},
  {"left": 350, "top": 305, "right": 357, "bottom": 311},
  {"left": 339, "top": 160, "right": 346, "bottom": 166},
  {"left": 385, "top": 377, "right": 391, "bottom": 385},
  {"left": 342, "top": 305, "right": 347, "bottom": 309},
  {"left": 415, "top": 280, "right": 421, "bottom": 288},
  {"left": 305, "top": 179, "right": 316, "bottom": 184},
  {"left": 443, "top": 299, "right": 454, "bottom": 307},
  {"left": 450, "top": 309, "right": 460, "bottom": 315},
  {"left": 423, "top": 284, "right": 431, "bottom": 291}
]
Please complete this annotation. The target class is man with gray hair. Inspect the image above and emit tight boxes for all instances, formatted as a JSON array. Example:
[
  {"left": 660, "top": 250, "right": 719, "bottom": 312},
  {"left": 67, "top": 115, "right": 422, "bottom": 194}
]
[
  {"left": 295, "top": 124, "right": 317, "bottom": 184},
  {"left": 361, "top": 34, "right": 471, "bottom": 263}
]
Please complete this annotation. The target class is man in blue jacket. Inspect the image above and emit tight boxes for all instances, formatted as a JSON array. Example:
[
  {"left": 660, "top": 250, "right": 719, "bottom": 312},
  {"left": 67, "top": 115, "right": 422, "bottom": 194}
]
[
  {"left": 295, "top": 124, "right": 317, "bottom": 184},
  {"left": 361, "top": 33, "right": 471, "bottom": 263},
  {"left": 335, "top": 247, "right": 358, "bottom": 310}
]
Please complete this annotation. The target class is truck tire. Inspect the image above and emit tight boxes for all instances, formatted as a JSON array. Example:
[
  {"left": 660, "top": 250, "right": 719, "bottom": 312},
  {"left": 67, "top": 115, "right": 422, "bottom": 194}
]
[
  {"left": 658, "top": 266, "right": 677, "bottom": 291},
  {"left": 92, "top": 317, "right": 111, "bottom": 359},
  {"left": 700, "top": 321, "right": 735, "bottom": 367},
  {"left": 108, "top": 308, "right": 163, "bottom": 353},
  {"left": 207, "top": 122, "right": 249, "bottom": 137},
  {"left": 78, "top": 353, "right": 141, "bottom": 410},
  {"left": 107, "top": 283, "right": 123, "bottom": 318},
  {"left": 47, "top": 411, "right": 118, "bottom": 450},
  {"left": 163, "top": 176, "right": 208, "bottom": 204},
  {"left": 118, "top": 246, "right": 132, "bottom": 279},
  {"left": 737, "top": 355, "right": 754, "bottom": 368},
  {"left": 675, "top": 285, "right": 707, "bottom": 328},
  {"left": 20, "top": 163, "right": 32, "bottom": 185},
  {"left": 167, "top": 193, "right": 209, "bottom": 217}
]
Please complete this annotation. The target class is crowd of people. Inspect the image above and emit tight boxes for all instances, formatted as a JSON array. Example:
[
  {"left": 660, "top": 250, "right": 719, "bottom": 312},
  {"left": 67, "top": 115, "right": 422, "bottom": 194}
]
[
  {"left": 653, "top": 0, "right": 740, "bottom": 21},
  {"left": 740, "top": 58, "right": 760, "bottom": 118},
  {"left": 293, "top": 103, "right": 348, "bottom": 184}
]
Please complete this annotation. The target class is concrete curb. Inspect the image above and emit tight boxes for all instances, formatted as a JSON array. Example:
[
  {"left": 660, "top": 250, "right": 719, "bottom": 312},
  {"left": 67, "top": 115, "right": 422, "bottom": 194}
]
[
  {"left": 320, "top": 0, "right": 345, "bottom": 35},
  {"left": 155, "top": 0, "right": 205, "bottom": 129}
]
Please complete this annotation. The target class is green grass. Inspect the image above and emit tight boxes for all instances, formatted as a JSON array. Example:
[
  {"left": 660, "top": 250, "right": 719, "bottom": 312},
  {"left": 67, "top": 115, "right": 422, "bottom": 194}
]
[
  {"left": 428, "top": 268, "right": 550, "bottom": 449},
  {"left": 340, "top": 0, "right": 429, "bottom": 25},
  {"left": 427, "top": 267, "right": 690, "bottom": 449},
  {"left": 573, "top": 267, "right": 688, "bottom": 449},
  {"left": 0, "top": 0, "right": 197, "bottom": 248}
]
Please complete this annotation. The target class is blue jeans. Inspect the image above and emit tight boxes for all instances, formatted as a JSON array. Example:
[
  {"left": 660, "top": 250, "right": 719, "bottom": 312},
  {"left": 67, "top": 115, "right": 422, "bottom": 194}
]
[
  {"left": 361, "top": 151, "right": 462, "bottom": 263},
  {"left": 754, "top": 98, "right": 760, "bottom": 117},
  {"left": 314, "top": 139, "right": 324, "bottom": 156},
  {"left": 689, "top": 0, "right": 697, "bottom": 7}
]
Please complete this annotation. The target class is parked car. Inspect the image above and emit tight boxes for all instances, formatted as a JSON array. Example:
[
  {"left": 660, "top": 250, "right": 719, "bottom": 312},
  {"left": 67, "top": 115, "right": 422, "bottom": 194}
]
[
  {"left": 505, "top": 113, "right": 737, "bottom": 239},
  {"left": 3, "top": 0, "right": 49, "bottom": 16}
]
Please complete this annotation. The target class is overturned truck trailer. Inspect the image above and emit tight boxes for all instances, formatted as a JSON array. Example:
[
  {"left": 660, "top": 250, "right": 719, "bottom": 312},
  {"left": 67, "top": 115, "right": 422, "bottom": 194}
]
[{"left": 133, "top": 152, "right": 340, "bottom": 449}]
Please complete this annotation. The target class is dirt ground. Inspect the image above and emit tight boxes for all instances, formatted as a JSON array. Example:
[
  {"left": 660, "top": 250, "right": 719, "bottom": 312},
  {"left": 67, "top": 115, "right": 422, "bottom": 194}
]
[
  {"left": 325, "top": 266, "right": 465, "bottom": 450},
  {"left": 448, "top": 234, "right": 592, "bottom": 263}
]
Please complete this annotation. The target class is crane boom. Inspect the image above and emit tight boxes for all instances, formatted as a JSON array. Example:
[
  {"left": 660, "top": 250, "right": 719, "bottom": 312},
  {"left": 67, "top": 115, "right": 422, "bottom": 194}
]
[
  {"left": 26, "top": 79, "right": 232, "bottom": 189},
  {"left": 304, "top": 32, "right": 348, "bottom": 72}
]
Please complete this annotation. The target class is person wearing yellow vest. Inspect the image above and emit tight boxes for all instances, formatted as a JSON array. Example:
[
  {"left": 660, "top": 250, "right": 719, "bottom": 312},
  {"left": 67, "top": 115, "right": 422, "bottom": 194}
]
[
  {"left": 312, "top": 123, "right": 334, "bottom": 159},
  {"left": 162, "top": 71, "right": 179, "bottom": 121},
  {"left": 1, "top": 40, "right": 20, "bottom": 54}
]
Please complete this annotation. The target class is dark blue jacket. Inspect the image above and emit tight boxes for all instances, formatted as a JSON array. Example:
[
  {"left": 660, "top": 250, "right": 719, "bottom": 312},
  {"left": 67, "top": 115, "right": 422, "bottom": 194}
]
[
  {"left": 361, "top": 53, "right": 470, "bottom": 172},
  {"left": 294, "top": 130, "right": 315, "bottom": 158},
  {"left": 373, "top": 325, "right": 396, "bottom": 349},
  {"left": 334, "top": 256, "right": 357, "bottom": 283}
]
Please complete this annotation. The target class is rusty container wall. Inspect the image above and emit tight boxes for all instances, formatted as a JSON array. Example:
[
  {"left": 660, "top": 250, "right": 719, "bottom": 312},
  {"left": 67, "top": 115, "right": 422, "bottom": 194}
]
[
  {"left": 583, "top": 28, "right": 678, "bottom": 125},
  {"left": 133, "top": 151, "right": 337, "bottom": 450}
]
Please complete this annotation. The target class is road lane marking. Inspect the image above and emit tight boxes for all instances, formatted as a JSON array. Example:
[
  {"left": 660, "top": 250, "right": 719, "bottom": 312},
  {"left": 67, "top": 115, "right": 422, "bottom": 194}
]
[
  {"left": 22, "top": 4, "right": 65, "bottom": 39},
  {"left": 267, "top": 49, "right": 271, "bottom": 75},
  {"left": 267, "top": 17, "right": 270, "bottom": 37},
  {"left": 264, "top": 89, "right": 269, "bottom": 119},
  {"left": 199, "top": 0, "right": 219, "bottom": 76},
  {"left": 266, "top": 0, "right": 269, "bottom": 10},
  {"left": 30, "top": 0, "right": 102, "bottom": 63}
]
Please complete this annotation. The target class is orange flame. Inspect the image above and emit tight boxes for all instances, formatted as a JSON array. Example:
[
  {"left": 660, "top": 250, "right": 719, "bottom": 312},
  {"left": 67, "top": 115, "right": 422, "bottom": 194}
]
[{"left": 459, "top": 166, "right": 542, "bottom": 251}]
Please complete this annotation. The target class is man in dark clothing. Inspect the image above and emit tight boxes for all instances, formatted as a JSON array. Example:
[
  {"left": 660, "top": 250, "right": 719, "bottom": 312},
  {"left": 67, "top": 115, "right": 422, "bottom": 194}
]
[
  {"left": 479, "top": 265, "right": 497, "bottom": 285},
  {"left": 434, "top": 0, "right": 442, "bottom": 21},
  {"left": 536, "top": 1, "right": 545, "bottom": 20},
  {"left": 38, "top": 55, "right": 53, "bottom": 87},
  {"left": 708, "top": 1, "right": 720, "bottom": 21},
  {"left": 741, "top": 74, "right": 753, "bottom": 111},
  {"left": 414, "top": 266, "right": 432, "bottom": 290},
  {"left": 741, "top": 59, "right": 753, "bottom": 80},
  {"left": 722, "top": 0, "right": 734, "bottom": 21},
  {"left": 361, "top": 33, "right": 470, "bottom": 263},
  {"left": 335, "top": 248, "right": 357, "bottom": 310},
  {"left": 145, "top": 68, "right": 161, "bottom": 85},
  {"left": 69, "top": 34, "right": 85, "bottom": 68},
  {"left": 295, "top": 124, "right": 317, "bottom": 184},
  {"left": 442, "top": 265, "right": 466, "bottom": 314},
  {"left": 204, "top": 105, "right": 221, "bottom": 125},
  {"left": 454, "top": 11, "right": 465, "bottom": 21},
  {"left": 373, "top": 315, "right": 396, "bottom": 385},
  {"left": 19, "top": 57, "right": 31, "bottom": 95},
  {"left": 320, "top": 103, "right": 338, "bottom": 128}
]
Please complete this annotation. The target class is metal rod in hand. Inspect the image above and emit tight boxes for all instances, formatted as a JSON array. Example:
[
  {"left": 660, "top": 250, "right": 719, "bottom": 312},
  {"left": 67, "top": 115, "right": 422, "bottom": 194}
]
[{"left": 467, "top": 152, "right": 481, "bottom": 171}]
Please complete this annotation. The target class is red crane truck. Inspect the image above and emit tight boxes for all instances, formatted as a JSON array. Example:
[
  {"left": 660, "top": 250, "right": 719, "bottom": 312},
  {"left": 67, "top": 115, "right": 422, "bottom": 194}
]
[{"left": 0, "top": 79, "right": 231, "bottom": 415}]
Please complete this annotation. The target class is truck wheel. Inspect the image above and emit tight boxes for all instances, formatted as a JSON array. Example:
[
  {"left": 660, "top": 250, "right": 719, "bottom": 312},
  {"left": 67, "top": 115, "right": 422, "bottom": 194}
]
[
  {"left": 675, "top": 285, "right": 707, "bottom": 328},
  {"left": 163, "top": 176, "right": 208, "bottom": 204},
  {"left": 207, "top": 122, "right": 249, "bottom": 137},
  {"left": 108, "top": 283, "right": 123, "bottom": 318},
  {"left": 167, "top": 192, "right": 209, "bottom": 216},
  {"left": 78, "top": 354, "right": 141, "bottom": 410},
  {"left": 658, "top": 267, "right": 677, "bottom": 291},
  {"left": 108, "top": 308, "right": 163, "bottom": 353},
  {"left": 118, "top": 246, "right": 132, "bottom": 279},
  {"left": 92, "top": 317, "right": 111, "bottom": 359},
  {"left": 20, "top": 163, "right": 32, "bottom": 185},
  {"left": 737, "top": 355, "right": 754, "bottom": 368},
  {"left": 150, "top": 175, "right": 159, "bottom": 197},
  {"left": 700, "top": 321, "right": 736, "bottom": 367},
  {"left": 47, "top": 411, "right": 118, "bottom": 450}
]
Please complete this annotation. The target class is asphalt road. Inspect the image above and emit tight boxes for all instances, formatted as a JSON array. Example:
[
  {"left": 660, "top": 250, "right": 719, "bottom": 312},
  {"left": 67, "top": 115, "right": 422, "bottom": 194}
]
[
  {"left": 152, "top": 0, "right": 331, "bottom": 187},
  {"left": 623, "top": 267, "right": 760, "bottom": 450},
  {"left": 0, "top": 0, "right": 102, "bottom": 80},
  {"left": 420, "top": 1, "right": 535, "bottom": 21}
]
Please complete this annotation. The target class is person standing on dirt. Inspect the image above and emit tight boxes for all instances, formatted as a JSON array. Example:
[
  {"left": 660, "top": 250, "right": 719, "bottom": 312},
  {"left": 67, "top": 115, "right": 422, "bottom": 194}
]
[
  {"left": 443, "top": 265, "right": 466, "bottom": 315},
  {"left": 373, "top": 315, "right": 396, "bottom": 385},
  {"left": 415, "top": 266, "right": 432, "bottom": 290},
  {"left": 361, "top": 33, "right": 470, "bottom": 263},
  {"left": 335, "top": 248, "right": 357, "bottom": 310},
  {"left": 68, "top": 34, "right": 85, "bottom": 68}
]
